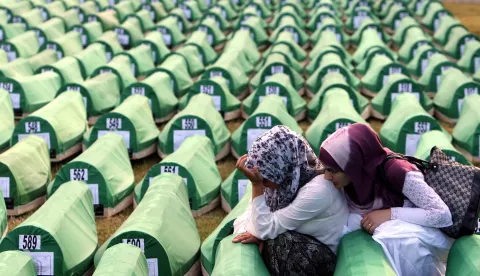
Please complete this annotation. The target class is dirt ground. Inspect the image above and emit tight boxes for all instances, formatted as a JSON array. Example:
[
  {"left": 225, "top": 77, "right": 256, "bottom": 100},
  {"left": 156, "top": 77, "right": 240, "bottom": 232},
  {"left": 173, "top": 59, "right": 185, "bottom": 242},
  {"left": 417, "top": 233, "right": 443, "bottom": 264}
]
[{"left": 7, "top": 3, "right": 480, "bottom": 245}]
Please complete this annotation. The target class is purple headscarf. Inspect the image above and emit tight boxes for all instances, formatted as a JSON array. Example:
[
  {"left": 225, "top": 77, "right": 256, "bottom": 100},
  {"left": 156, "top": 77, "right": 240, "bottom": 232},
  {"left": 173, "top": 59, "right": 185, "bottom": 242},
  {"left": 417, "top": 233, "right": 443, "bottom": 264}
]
[{"left": 319, "top": 123, "right": 417, "bottom": 209}]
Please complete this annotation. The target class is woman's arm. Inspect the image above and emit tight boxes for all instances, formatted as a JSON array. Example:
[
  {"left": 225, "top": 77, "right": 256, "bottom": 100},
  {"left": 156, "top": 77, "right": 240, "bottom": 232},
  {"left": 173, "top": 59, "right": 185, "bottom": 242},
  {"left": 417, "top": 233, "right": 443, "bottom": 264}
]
[
  {"left": 391, "top": 171, "right": 452, "bottom": 228},
  {"left": 245, "top": 180, "right": 333, "bottom": 240}
]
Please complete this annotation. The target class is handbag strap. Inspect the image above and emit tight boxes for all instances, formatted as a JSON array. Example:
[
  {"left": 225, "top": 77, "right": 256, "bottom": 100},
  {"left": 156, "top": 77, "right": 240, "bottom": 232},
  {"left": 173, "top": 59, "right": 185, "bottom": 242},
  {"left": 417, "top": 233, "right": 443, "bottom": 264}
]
[{"left": 377, "top": 153, "right": 433, "bottom": 183}]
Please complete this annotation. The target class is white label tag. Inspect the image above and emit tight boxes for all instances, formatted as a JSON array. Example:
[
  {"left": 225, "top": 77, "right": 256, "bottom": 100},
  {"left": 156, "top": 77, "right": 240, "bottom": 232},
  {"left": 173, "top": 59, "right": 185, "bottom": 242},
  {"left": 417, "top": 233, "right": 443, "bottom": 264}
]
[
  {"left": 405, "top": 134, "right": 421, "bottom": 155},
  {"left": 464, "top": 87, "right": 478, "bottom": 97},
  {"left": 398, "top": 83, "right": 412, "bottom": 93},
  {"left": 173, "top": 130, "right": 206, "bottom": 151},
  {"left": 88, "top": 184, "right": 99, "bottom": 205},
  {"left": 414, "top": 122, "right": 431, "bottom": 134},
  {"left": 70, "top": 169, "right": 88, "bottom": 181},
  {"left": 18, "top": 133, "right": 51, "bottom": 148},
  {"left": 474, "top": 57, "right": 480, "bottom": 73},
  {"left": 162, "top": 34, "right": 172, "bottom": 46},
  {"left": 25, "top": 252, "right": 53, "bottom": 276},
  {"left": 0, "top": 177, "right": 9, "bottom": 198},
  {"left": 97, "top": 130, "right": 130, "bottom": 149},
  {"left": 25, "top": 122, "right": 40, "bottom": 133},
  {"left": 458, "top": 99, "right": 464, "bottom": 114},
  {"left": 391, "top": 92, "right": 420, "bottom": 102},
  {"left": 210, "top": 95, "right": 221, "bottom": 111},
  {"left": 131, "top": 87, "right": 145, "bottom": 96},
  {"left": 149, "top": 176, "right": 187, "bottom": 185},
  {"left": 265, "top": 86, "right": 279, "bottom": 95},
  {"left": 0, "top": 82, "right": 13, "bottom": 92},
  {"left": 210, "top": 71, "right": 222, "bottom": 78},
  {"left": 436, "top": 75, "right": 442, "bottom": 89},
  {"left": 117, "top": 34, "right": 130, "bottom": 46},
  {"left": 247, "top": 129, "right": 269, "bottom": 150},
  {"left": 182, "top": 118, "right": 198, "bottom": 130},
  {"left": 106, "top": 118, "right": 122, "bottom": 130},
  {"left": 255, "top": 116, "right": 272, "bottom": 128},
  {"left": 122, "top": 238, "right": 145, "bottom": 252},
  {"left": 19, "top": 235, "right": 41, "bottom": 250},
  {"left": 200, "top": 85, "right": 214, "bottom": 94},
  {"left": 271, "top": 66, "right": 283, "bottom": 74},
  {"left": 353, "top": 15, "right": 368, "bottom": 29},
  {"left": 237, "top": 179, "right": 249, "bottom": 201},
  {"left": 335, "top": 122, "right": 351, "bottom": 130},
  {"left": 147, "top": 258, "right": 159, "bottom": 276},
  {"left": 161, "top": 165, "right": 178, "bottom": 174},
  {"left": 10, "top": 93, "right": 20, "bottom": 109},
  {"left": 421, "top": 59, "right": 429, "bottom": 74}
]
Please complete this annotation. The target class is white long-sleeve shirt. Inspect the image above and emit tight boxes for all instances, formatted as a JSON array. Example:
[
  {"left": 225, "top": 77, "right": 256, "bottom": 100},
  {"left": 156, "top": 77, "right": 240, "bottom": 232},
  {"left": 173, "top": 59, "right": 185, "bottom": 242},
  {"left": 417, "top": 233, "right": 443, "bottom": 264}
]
[{"left": 233, "top": 175, "right": 349, "bottom": 253}]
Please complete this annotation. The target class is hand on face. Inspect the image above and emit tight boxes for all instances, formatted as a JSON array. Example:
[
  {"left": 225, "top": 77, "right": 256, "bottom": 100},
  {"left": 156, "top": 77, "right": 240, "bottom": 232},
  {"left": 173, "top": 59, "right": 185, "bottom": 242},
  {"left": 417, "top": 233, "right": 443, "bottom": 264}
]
[
  {"left": 361, "top": 209, "right": 392, "bottom": 235},
  {"left": 236, "top": 154, "right": 264, "bottom": 186}
]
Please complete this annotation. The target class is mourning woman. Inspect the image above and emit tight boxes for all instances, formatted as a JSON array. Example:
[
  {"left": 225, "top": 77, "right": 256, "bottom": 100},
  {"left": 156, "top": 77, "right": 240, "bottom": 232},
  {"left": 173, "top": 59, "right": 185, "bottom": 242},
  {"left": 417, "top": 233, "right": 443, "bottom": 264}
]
[{"left": 233, "top": 125, "right": 349, "bottom": 276}]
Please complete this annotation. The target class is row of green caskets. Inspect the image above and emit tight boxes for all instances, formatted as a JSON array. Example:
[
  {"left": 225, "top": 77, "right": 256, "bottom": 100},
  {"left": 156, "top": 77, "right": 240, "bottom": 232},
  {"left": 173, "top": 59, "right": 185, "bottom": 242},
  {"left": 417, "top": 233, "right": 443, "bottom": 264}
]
[{"left": 0, "top": 165, "right": 477, "bottom": 276}]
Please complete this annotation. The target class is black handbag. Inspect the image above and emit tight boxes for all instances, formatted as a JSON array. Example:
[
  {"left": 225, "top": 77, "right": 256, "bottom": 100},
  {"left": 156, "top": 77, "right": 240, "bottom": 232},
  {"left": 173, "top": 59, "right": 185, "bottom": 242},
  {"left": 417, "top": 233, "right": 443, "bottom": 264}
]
[{"left": 378, "top": 146, "right": 480, "bottom": 238}]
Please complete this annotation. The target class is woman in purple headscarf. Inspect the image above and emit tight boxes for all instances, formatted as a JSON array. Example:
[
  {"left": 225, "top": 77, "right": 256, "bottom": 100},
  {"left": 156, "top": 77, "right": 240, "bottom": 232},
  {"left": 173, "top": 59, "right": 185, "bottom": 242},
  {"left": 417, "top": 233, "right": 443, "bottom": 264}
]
[{"left": 319, "top": 123, "right": 453, "bottom": 276}]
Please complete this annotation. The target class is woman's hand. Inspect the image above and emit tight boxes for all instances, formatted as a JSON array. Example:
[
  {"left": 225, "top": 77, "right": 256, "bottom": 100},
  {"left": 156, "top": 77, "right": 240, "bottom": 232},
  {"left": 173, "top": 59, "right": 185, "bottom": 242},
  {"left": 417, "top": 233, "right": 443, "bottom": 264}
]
[
  {"left": 361, "top": 209, "right": 392, "bottom": 235},
  {"left": 236, "top": 154, "right": 263, "bottom": 186},
  {"left": 232, "top": 232, "right": 264, "bottom": 252}
]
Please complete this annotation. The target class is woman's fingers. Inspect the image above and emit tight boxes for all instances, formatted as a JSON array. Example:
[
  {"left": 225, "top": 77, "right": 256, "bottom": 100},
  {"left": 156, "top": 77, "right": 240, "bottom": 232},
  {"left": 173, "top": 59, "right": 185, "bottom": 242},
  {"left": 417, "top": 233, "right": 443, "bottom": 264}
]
[
  {"left": 232, "top": 233, "right": 249, "bottom": 243},
  {"left": 235, "top": 155, "right": 248, "bottom": 168},
  {"left": 253, "top": 167, "right": 263, "bottom": 181}
]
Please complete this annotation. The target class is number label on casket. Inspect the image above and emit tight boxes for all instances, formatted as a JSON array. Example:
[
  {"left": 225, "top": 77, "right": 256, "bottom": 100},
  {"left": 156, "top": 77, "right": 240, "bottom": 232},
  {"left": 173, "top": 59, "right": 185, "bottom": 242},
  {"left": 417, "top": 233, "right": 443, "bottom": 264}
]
[
  {"left": 271, "top": 66, "right": 283, "bottom": 74},
  {"left": 0, "top": 82, "right": 13, "bottom": 92},
  {"left": 210, "top": 71, "right": 222, "bottom": 78},
  {"left": 106, "top": 118, "right": 122, "bottom": 130},
  {"left": 255, "top": 116, "right": 272, "bottom": 128},
  {"left": 161, "top": 166, "right": 178, "bottom": 174},
  {"left": 70, "top": 169, "right": 88, "bottom": 181},
  {"left": 131, "top": 87, "right": 145, "bottom": 96},
  {"left": 200, "top": 85, "right": 214, "bottom": 95},
  {"left": 122, "top": 238, "right": 145, "bottom": 252},
  {"left": 19, "top": 235, "right": 41, "bottom": 250},
  {"left": 398, "top": 83, "right": 413, "bottom": 93},
  {"left": 414, "top": 122, "right": 431, "bottom": 134},
  {"left": 25, "top": 122, "right": 40, "bottom": 133},
  {"left": 265, "top": 86, "right": 279, "bottom": 95},
  {"left": 182, "top": 118, "right": 198, "bottom": 130},
  {"left": 464, "top": 87, "right": 478, "bottom": 96},
  {"left": 335, "top": 122, "right": 351, "bottom": 130}
]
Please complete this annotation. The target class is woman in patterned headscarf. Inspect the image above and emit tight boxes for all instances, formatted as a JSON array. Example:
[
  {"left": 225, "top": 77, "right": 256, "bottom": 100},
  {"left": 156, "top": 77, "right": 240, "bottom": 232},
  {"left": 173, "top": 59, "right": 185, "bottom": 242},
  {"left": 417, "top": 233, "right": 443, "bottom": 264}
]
[{"left": 232, "top": 125, "right": 349, "bottom": 276}]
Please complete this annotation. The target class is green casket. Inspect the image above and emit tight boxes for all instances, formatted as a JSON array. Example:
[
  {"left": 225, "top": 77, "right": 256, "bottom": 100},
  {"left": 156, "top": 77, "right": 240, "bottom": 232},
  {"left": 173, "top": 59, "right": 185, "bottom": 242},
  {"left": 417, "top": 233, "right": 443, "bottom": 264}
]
[
  {"left": 0, "top": 181, "right": 97, "bottom": 276},
  {"left": 443, "top": 28, "right": 478, "bottom": 60},
  {"left": 0, "top": 31, "right": 40, "bottom": 61},
  {"left": 91, "top": 55, "right": 137, "bottom": 92},
  {"left": 406, "top": 44, "right": 440, "bottom": 77},
  {"left": 48, "top": 133, "right": 134, "bottom": 217},
  {"left": 137, "top": 31, "right": 171, "bottom": 65},
  {"left": 0, "top": 251, "right": 36, "bottom": 276},
  {"left": 417, "top": 53, "right": 458, "bottom": 96},
  {"left": 211, "top": 234, "right": 269, "bottom": 276},
  {"left": 122, "top": 71, "right": 177, "bottom": 123},
  {"left": 0, "top": 89, "right": 13, "bottom": 151},
  {"left": 71, "top": 21, "right": 104, "bottom": 48},
  {"left": 114, "top": 17, "right": 144, "bottom": 48},
  {"left": 74, "top": 43, "right": 109, "bottom": 77},
  {"left": 231, "top": 95, "right": 302, "bottom": 158},
  {"left": 434, "top": 68, "right": 480, "bottom": 123},
  {"left": 220, "top": 169, "right": 250, "bottom": 212},
  {"left": 151, "top": 17, "right": 186, "bottom": 48},
  {"left": 371, "top": 73, "right": 433, "bottom": 120},
  {"left": 29, "top": 18, "right": 66, "bottom": 48},
  {"left": 201, "top": 185, "right": 251, "bottom": 275},
  {"left": 452, "top": 94, "right": 480, "bottom": 163},
  {"left": 457, "top": 40, "right": 480, "bottom": 74},
  {"left": 116, "top": 44, "right": 156, "bottom": 77},
  {"left": 83, "top": 95, "right": 159, "bottom": 160},
  {"left": 446, "top": 235, "right": 480, "bottom": 275},
  {"left": 334, "top": 230, "right": 396, "bottom": 276},
  {"left": 243, "top": 73, "right": 306, "bottom": 121},
  {"left": 35, "top": 56, "right": 85, "bottom": 85},
  {"left": 11, "top": 91, "right": 86, "bottom": 161},
  {"left": 158, "top": 94, "right": 230, "bottom": 160},
  {"left": 414, "top": 130, "right": 471, "bottom": 165},
  {"left": 307, "top": 72, "right": 370, "bottom": 121},
  {"left": 94, "top": 173, "right": 201, "bottom": 276},
  {"left": 380, "top": 93, "right": 447, "bottom": 155},
  {"left": 57, "top": 73, "right": 119, "bottom": 123},
  {"left": 93, "top": 244, "right": 148, "bottom": 276},
  {"left": 203, "top": 54, "right": 250, "bottom": 99},
  {"left": 151, "top": 53, "right": 194, "bottom": 97},
  {"left": 179, "top": 77, "right": 241, "bottom": 121},
  {"left": 0, "top": 71, "right": 61, "bottom": 116},
  {"left": 306, "top": 89, "right": 367, "bottom": 151},
  {"left": 40, "top": 31, "right": 84, "bottom": 59},
  {"left": 0, "top": 135, "right": 49, "bottom": 216},
  {"left": 361, "top": 54, "right": 408, "bottom": 97},
  {"left": 136, "top": 136, "right": 221, "bottom": 216}
]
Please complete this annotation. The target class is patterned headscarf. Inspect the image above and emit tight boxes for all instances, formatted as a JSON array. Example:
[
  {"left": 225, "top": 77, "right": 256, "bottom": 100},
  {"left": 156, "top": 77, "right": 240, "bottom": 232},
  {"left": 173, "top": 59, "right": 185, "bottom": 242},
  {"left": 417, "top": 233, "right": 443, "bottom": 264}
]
[{"left": 246, "top": 125, "right": 319, "bottom": 212}]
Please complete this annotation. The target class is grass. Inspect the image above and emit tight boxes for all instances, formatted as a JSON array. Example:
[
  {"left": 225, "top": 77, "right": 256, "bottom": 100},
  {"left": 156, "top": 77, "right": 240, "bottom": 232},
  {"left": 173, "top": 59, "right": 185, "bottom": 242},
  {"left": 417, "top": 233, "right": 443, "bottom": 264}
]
[{"left": 7, "top": 3, "right": 480, "bottom": 247}]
